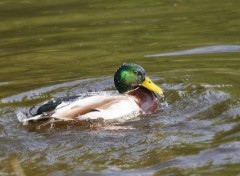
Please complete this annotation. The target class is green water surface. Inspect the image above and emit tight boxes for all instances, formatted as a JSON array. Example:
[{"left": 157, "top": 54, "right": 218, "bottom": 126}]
[{"left": 0, "top": 0, "right": 240, "bottom": 175}]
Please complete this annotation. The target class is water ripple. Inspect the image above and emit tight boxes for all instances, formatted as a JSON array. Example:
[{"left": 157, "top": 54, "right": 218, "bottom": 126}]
[
  {"left": 145, "top": 45, "right": 240, "bottom": 57},
  {"left": 0, "top": 76, "right": 239, "bottom": 175}
]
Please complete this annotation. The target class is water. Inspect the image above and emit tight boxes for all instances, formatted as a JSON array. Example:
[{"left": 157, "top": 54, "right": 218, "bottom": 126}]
[{"left": 0, "top": 0, "right": 240, "bottom": 175}]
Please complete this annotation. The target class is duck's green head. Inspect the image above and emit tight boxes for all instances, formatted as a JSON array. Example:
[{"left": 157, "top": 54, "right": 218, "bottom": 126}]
[{"left": 114, "top": 63, "right": 163, "bottom": 95}]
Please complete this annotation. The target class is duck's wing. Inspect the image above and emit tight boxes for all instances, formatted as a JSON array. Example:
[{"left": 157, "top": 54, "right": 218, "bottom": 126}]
[
  {"left": 51, "top": 95, "right": 130, "bottom": 119},
  {"left": 17, "top": 95, "right": 105, "bottom": 124},
  {"left": 76, "top": 95, "right": 143, "bottom": 122},
  {"left": 30, "top": 96, "right": 80, "bottom": 116}
]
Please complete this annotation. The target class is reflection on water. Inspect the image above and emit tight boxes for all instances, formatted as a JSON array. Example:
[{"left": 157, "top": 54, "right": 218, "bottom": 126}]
[
  {"left": 0, "top": 0, "right": 240, "bottom": 175},
  {"left": 145, "top": 45, "right": 240, "bottom": 57},
  {"left": 0, "top": 78, "right": 108, "bottom": 104}
]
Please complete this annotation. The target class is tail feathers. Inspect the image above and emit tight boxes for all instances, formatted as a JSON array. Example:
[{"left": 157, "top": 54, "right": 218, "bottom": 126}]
[
  {"left": 17, "top": 111, "right": 52, "bottom": 125},
  {"left": 17, "top": 111, "right": 74, "bottom": 125}
]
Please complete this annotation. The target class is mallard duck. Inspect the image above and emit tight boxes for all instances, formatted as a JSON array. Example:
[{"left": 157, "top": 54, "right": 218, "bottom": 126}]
[{"left": 18, "top": 63, "right": 163, "bottom": 124}]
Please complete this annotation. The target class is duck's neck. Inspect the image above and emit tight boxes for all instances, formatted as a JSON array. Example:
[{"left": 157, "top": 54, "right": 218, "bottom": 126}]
[{"left": 127, "top": 87, "right": 159, "bottom": 113}]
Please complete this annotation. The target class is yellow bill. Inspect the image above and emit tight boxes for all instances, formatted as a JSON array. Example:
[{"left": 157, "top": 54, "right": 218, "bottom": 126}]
[{"left": 141, "top": 76, "right": 163, "bottom": 95}]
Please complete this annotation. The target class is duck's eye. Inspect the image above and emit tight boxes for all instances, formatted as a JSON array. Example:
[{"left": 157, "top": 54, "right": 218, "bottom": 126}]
[
  {"left": 134, "top": 70, "right": 141, "bottom": 75},
  {"left": 134, "top": 70, "right": 145, "bottom": 82}
]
